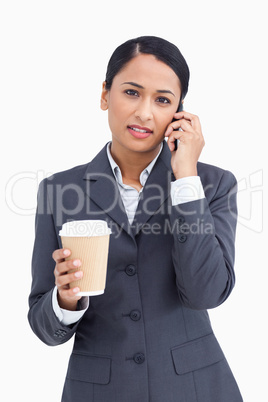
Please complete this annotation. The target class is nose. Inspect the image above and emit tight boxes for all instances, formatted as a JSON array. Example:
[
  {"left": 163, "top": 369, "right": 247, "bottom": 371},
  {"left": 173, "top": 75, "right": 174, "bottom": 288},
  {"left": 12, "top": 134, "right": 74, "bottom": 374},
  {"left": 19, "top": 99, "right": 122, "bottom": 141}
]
[{"left": 134, "top": 98, "right": 153, "bottom": 122}]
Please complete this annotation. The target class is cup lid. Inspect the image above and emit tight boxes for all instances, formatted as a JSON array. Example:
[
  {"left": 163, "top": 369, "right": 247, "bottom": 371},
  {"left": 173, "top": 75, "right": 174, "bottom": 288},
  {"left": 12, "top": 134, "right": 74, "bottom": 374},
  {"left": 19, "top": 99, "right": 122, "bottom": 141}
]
[{"left": 59, "top": 220, "right": 112, "bottom": 237}]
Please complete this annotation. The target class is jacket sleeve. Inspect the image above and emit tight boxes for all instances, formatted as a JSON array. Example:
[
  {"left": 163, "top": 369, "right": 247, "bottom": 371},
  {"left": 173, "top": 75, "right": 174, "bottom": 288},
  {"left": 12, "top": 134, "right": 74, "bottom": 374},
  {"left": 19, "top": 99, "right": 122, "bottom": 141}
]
[
  {"left": 170, "top": 169, "right": 238, "bottom": 310},
  {"left": 28, "top": 178, "right": 82, "bottom": 346}
]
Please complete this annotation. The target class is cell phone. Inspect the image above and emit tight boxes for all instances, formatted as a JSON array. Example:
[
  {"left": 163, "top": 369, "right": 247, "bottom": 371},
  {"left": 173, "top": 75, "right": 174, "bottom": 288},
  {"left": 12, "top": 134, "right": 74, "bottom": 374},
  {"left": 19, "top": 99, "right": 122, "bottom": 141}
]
[{"left": 172, "top": 100, "right": 183, "bottom": 150}]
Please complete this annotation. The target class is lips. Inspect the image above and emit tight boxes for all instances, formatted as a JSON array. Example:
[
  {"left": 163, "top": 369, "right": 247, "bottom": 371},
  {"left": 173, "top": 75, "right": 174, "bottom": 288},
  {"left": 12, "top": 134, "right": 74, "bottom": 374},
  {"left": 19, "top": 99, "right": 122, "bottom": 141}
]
[
  {"left": 127, "top": 124, "right": 153, "bottom": 139},
  {"left": 128, "top": 124, "right": 153, "bottom": 133}
]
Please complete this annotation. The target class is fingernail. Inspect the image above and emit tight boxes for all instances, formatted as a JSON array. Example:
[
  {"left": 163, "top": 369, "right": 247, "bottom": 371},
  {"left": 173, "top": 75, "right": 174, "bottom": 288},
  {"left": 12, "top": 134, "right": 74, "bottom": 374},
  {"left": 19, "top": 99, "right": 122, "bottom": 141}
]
[
  {"left": 73, "top": 259, "right": 81, "bottom": 267},
  {"left": 63, "top": 249, "right": 70, "bottom": 256},
  {"left": 74, "top": 271, "right": 83, "bottom": 278},
  {"left": 73, "top": 287, "right": 80, "bottom": 293}
]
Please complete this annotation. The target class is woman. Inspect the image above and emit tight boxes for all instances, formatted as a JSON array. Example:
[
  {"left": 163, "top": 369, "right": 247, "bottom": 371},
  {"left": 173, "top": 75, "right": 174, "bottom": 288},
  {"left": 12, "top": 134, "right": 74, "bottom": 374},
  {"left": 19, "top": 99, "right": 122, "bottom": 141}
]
[{"left": 28, "top": 36, "right": 243, "bottom": 401}]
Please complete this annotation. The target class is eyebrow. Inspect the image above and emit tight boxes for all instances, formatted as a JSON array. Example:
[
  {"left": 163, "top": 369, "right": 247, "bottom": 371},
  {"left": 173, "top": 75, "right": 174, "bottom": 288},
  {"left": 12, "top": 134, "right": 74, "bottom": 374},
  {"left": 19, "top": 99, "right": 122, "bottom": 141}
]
[{"left": 121, "top": 81, "right": 175, "bottom": 97}]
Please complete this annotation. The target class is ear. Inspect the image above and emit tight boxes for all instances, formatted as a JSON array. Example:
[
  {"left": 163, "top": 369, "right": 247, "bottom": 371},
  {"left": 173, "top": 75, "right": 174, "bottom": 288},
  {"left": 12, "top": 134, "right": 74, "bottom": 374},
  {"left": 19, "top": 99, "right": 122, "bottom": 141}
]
[{"left": 100, "top": 81, "right": 109, "bottom": 111}]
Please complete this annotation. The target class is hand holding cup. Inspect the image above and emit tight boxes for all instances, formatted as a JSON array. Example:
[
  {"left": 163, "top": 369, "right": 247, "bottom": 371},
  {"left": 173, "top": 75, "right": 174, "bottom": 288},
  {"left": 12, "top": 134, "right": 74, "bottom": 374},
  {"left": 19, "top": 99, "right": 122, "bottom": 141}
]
[{"left": 53, "top": 248, "right": 83, "bottom": 311}]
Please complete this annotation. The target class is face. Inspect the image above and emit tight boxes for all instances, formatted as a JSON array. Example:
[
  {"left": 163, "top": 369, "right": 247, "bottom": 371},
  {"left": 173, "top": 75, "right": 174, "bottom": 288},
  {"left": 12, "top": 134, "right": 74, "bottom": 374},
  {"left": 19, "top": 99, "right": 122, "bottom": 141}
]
[{"left": 101, "top": 54, "right": 182, "bottom": 155}]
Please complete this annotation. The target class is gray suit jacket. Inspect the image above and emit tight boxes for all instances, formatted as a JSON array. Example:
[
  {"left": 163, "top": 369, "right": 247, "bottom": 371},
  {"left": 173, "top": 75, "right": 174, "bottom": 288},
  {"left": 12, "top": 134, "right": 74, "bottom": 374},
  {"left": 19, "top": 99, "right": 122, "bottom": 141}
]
[{"left": 28, "top": 141, "right": 243, "bottom": 401}]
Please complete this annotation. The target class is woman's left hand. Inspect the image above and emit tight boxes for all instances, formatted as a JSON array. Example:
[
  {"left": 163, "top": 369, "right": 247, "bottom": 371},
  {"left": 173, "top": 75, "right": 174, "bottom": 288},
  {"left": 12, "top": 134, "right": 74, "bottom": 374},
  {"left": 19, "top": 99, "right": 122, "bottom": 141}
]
[{"left": 165, "top": 111, "right": 205, "bottom": 179}]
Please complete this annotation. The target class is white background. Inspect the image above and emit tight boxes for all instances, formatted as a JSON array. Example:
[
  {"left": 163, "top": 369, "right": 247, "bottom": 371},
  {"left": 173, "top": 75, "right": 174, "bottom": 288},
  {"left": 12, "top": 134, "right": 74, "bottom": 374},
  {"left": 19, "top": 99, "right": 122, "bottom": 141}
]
[{"left": 1, "top": 1, "right": 267, "bottom": 401}]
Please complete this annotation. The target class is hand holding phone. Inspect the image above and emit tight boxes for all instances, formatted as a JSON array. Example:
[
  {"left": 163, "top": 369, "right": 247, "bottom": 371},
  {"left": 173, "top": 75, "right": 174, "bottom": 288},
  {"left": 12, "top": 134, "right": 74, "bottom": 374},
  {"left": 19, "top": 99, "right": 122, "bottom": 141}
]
[{"left": 164, "top": 107, "right": 205, "bottom": 179}]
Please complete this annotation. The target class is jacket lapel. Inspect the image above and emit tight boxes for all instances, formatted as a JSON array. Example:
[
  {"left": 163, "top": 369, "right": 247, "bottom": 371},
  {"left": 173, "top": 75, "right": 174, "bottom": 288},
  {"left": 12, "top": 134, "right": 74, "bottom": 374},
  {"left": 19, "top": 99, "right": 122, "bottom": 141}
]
[
  {"left": 131, "top": 141, "right": 174, "bottom": 235},
  {"left": 82, "top": 144, "right": 133, "bottom": 238}
]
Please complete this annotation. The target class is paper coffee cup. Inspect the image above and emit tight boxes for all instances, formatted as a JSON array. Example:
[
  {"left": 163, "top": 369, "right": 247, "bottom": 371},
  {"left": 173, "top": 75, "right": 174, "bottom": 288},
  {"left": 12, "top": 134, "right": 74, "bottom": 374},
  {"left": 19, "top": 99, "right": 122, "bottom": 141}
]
[{"left": 59, "top": 220, "right": 111, "bottom": 296}]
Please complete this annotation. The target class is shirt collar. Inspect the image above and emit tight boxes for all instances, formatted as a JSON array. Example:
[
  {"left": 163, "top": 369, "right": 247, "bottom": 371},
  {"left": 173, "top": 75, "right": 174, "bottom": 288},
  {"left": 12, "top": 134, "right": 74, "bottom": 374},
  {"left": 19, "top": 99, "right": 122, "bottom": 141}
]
[{"left": 106, "top": 141, "right": 163, "bottom": 187}]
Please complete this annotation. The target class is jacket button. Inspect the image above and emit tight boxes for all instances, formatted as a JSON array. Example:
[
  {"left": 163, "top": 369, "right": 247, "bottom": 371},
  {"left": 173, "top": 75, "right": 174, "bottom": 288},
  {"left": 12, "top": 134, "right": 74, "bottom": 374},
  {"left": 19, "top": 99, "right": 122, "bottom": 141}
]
[
  {"left": 177, "top": 216, "right": 185, "bottom": 225},
  {"left": 178, "top": 233, "right": 187, "bottom": 243},
  {"left": 133, "top": 353, "right": 145, "bottom": 364},
  {"left": 53, "top": 329, "right": 67, "bottom": 338},
  {"left": 125, "top": 265, "right": 136, "bottom": 276},
  {"left": 130, "top": 310, "right": 141, "bottom": 321}
]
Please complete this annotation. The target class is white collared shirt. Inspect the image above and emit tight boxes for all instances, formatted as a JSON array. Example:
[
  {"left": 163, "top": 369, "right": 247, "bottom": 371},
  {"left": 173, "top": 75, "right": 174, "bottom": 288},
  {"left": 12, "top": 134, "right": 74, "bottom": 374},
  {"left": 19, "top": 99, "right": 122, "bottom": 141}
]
[
  {"left": 106, "top": 142, "right": 163, "bottom": 225},
  {"left": 52, "top": 141, "right": 205, "bottom": 325}
]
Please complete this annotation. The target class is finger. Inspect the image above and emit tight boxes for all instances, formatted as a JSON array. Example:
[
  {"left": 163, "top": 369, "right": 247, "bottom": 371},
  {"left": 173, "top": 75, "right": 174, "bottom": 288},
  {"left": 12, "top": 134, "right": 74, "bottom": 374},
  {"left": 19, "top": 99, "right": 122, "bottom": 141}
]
[
  {"left": 56, "top": 270, "right": 83, "bottom": 288},
  {"left": 166, "top": 130, "right": 185, "bottom": 152},
  {"left": 52, "top": 248, "right": 71, "bottom": 263},
  {"left": 58, "top": 286, "right": 82, "bottom": 299},
  {"left": 55, "top": 258, "right": 81, "bottom": 276},
  {"left": 173, "top": 119, "right": 194, "bottom": 132},
  {"left": 164, "top": 125, "right": 174, "bottom": 137},
  {"left": 174, "top": 111, "right": 201, "bottom": 130},
  {"left": 165, "top": 119, "right": 193, "bottom": 137}
]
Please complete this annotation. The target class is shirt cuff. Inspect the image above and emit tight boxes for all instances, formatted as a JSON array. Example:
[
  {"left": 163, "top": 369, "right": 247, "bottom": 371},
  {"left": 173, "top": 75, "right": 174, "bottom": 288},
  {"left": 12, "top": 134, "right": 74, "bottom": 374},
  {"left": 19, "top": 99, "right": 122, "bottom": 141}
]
[
  {"left": 170, "top": 176, "right": 205, "bottom": 206},
  {"left": 52, "top": 286, "right": 89, "bottom": 326}
]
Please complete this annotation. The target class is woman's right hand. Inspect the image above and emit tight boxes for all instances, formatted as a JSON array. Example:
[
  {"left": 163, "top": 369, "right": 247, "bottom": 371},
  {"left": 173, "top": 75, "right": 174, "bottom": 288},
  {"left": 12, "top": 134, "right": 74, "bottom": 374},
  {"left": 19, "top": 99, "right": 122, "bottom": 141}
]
[{"left": 52, "top": 248, "right": 83, "bottom": 311}]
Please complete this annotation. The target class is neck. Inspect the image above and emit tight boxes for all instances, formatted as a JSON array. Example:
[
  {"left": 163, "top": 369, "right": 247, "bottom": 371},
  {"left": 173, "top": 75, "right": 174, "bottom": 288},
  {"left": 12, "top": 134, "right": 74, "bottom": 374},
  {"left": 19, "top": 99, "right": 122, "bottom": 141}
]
[{"left": 110, "top": 140, "right": 162, "bottom": 182}]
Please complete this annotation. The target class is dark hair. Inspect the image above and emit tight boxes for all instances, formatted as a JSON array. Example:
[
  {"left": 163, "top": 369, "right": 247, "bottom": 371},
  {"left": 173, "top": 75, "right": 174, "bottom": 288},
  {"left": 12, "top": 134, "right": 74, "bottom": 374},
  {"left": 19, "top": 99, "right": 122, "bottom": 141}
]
[{"left": 105, "top": 36, "right": 190, "bottom": 110}]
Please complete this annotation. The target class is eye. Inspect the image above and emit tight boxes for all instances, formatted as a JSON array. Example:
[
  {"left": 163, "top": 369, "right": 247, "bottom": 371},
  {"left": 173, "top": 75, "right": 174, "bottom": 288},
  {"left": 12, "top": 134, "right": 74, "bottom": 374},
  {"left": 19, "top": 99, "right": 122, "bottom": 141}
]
[
  {"left": 156, "top": 97, "right": 171, "bottom": 104},
  {"left": 125, "top": 89, "right": 139, "bottom": 97}
]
